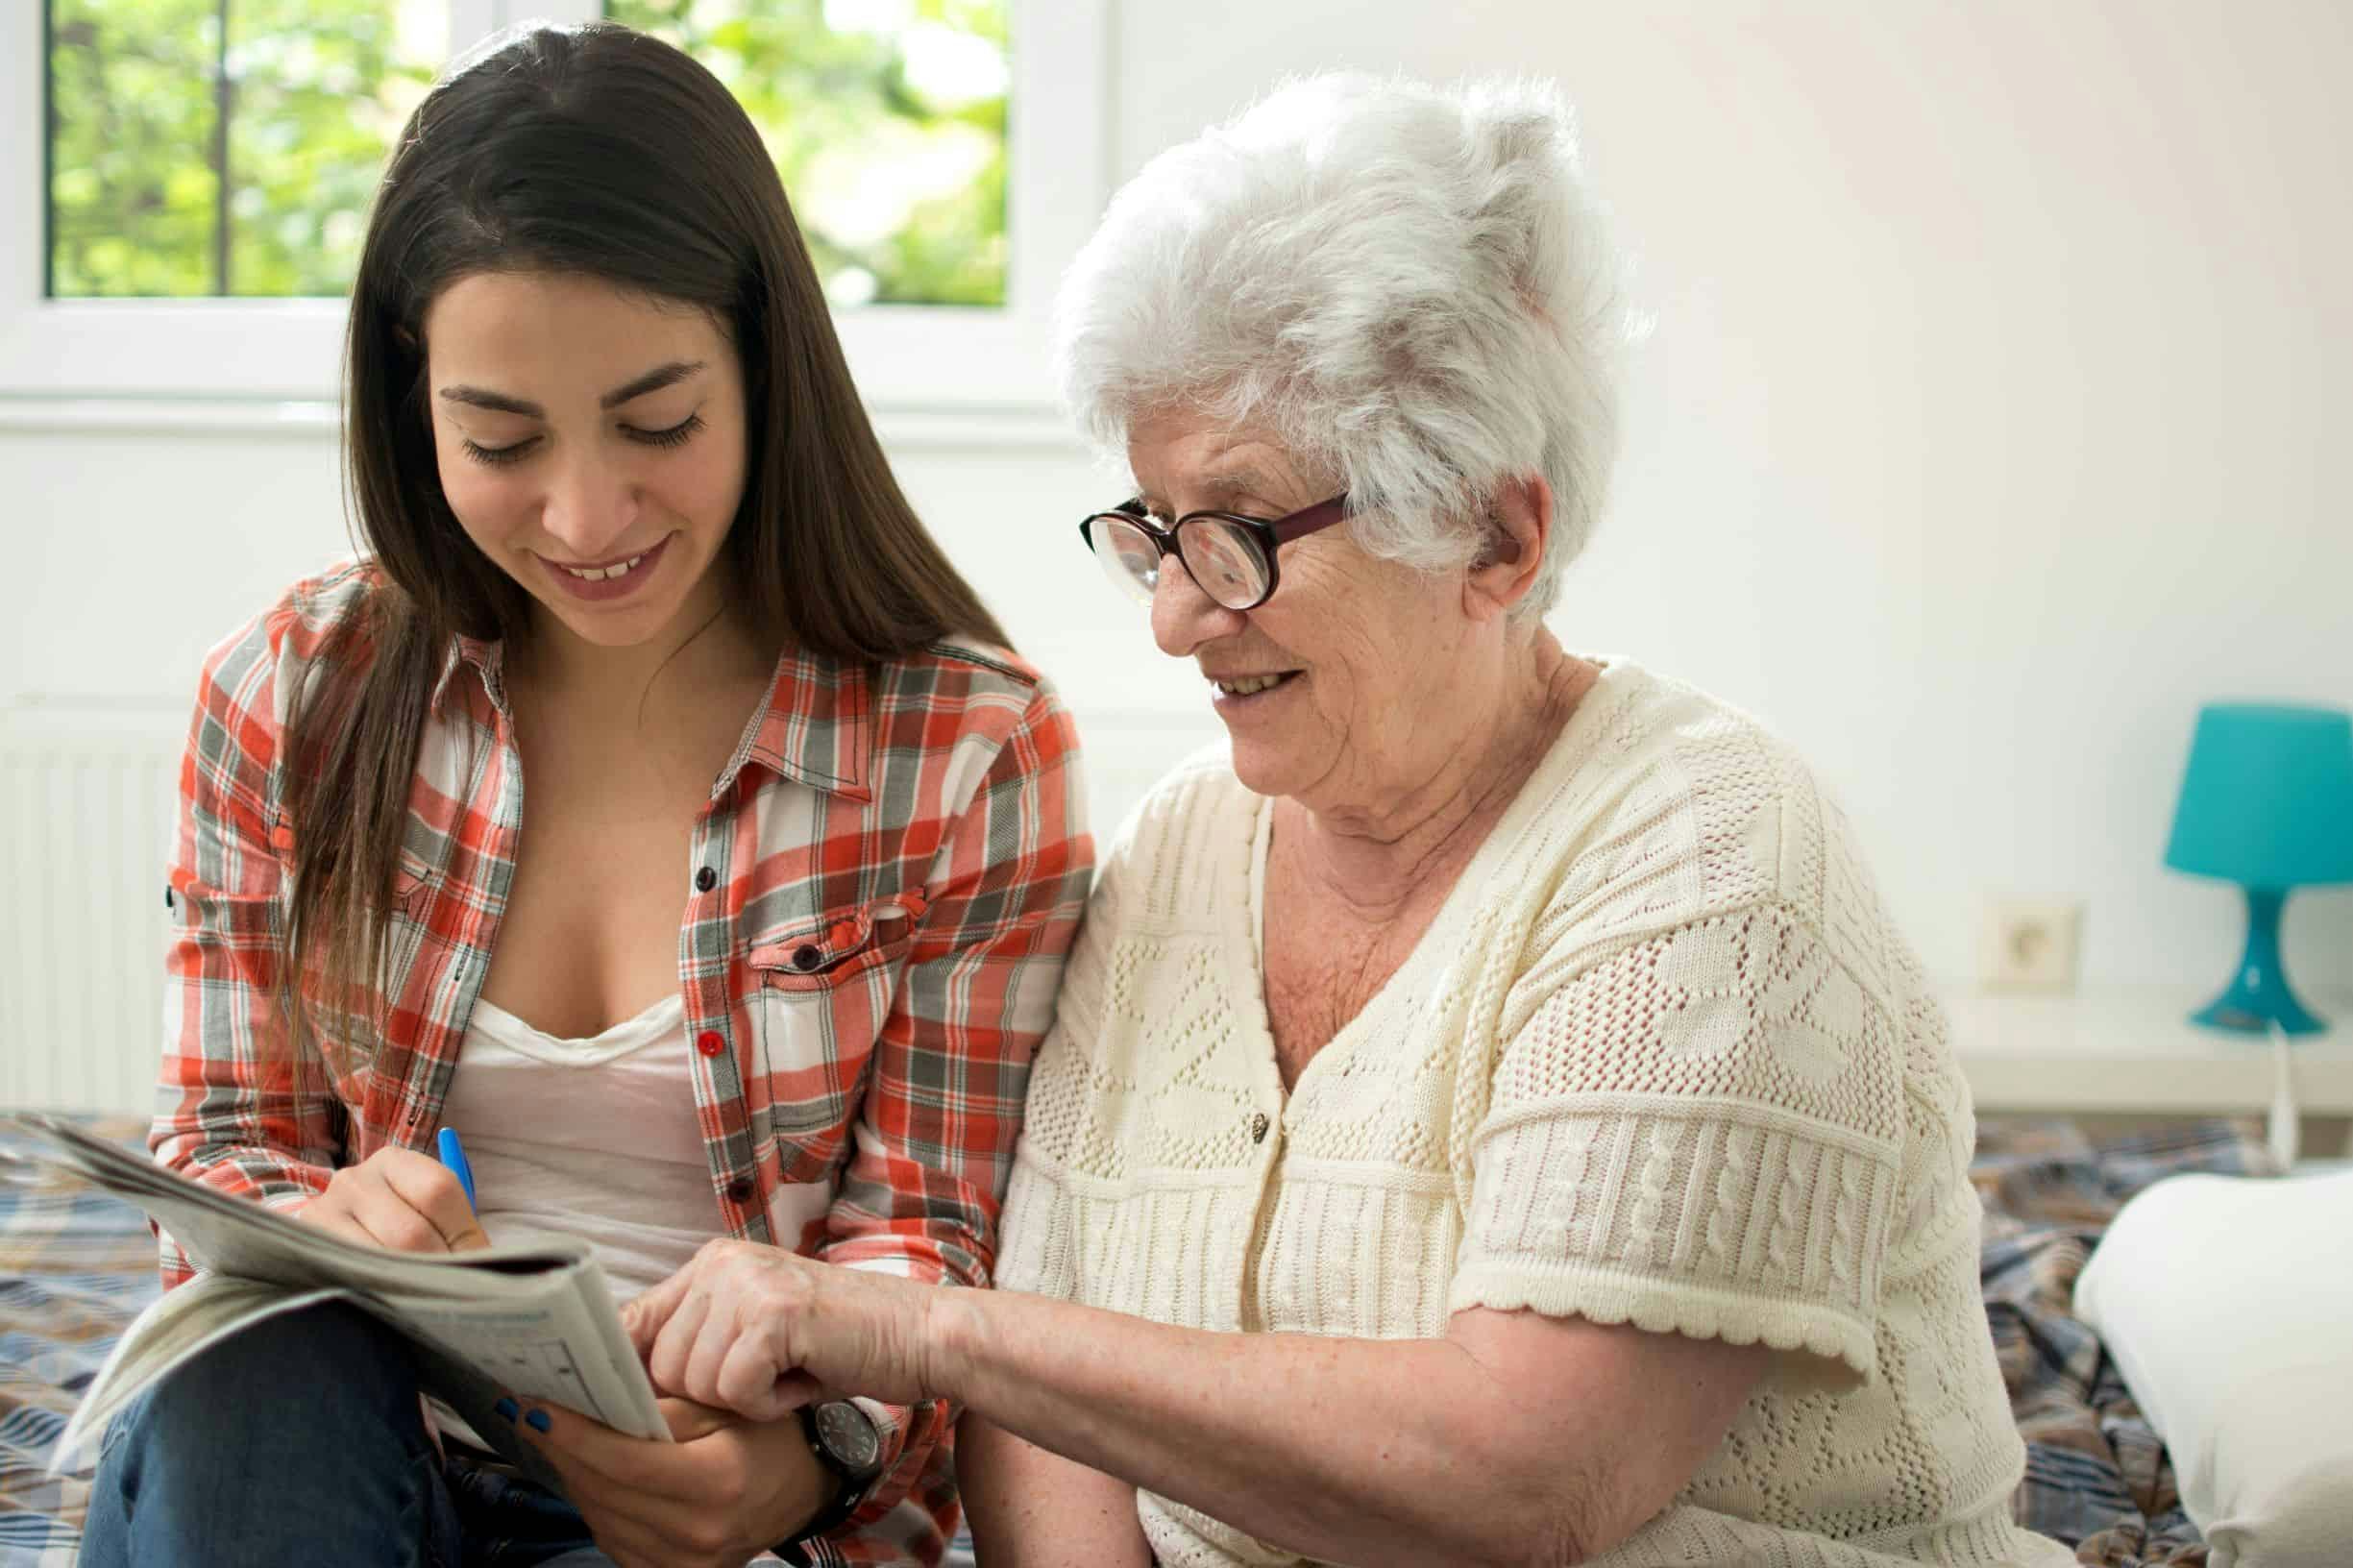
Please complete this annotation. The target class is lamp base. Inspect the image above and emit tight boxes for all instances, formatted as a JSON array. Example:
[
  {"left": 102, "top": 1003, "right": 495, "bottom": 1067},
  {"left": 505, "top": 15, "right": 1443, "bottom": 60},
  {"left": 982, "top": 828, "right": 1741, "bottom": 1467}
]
[{"left": 2190, "top": 887, "right": 2329, "bottom": 1036}]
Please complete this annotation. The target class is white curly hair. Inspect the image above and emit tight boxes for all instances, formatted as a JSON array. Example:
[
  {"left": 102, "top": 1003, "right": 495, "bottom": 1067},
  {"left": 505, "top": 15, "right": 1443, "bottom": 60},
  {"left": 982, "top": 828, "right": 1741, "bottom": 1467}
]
[{"left": 1053, "top": 72, "right": 1636, "bottom": 621}]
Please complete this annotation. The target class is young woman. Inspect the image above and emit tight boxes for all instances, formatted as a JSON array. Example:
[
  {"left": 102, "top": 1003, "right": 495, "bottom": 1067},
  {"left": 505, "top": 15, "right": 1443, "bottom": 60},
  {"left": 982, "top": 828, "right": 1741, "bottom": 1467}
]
[{"left": 79, "top": 23, "right": 1090, "bottom": 1568}]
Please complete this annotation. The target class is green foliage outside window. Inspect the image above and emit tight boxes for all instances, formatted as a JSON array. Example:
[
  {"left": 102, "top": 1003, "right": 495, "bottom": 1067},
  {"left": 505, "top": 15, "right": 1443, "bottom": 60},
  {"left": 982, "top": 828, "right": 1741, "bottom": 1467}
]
[
  {"left": 46, "top": 0, "right": 440, "bottom": 297},
  {"left": 43, "top": 0, "right": 1009, "bottom": 307},
  {"left": 605, "top": 0, "right": 1008, "bottom": 307}
]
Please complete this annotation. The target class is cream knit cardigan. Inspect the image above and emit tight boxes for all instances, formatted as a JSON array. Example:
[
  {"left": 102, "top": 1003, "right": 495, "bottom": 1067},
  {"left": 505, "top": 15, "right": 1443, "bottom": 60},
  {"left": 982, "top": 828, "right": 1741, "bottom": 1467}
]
[{"left": 995, "top": 659, "right": 2071, "bottom": 1567}]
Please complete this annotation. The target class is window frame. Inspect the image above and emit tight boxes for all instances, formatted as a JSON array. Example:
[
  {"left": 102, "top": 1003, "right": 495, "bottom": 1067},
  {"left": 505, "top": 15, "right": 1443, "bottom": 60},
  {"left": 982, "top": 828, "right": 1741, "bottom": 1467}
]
[{"left": 0, "top": 0, "right": 1107, "bottom": 412}]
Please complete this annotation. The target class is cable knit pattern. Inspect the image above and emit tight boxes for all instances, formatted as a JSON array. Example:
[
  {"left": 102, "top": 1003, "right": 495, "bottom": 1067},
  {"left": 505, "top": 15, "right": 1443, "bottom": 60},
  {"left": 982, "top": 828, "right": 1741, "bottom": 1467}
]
[{"left": 996, "top": 659, "right": 2070, "bottom": 1567}]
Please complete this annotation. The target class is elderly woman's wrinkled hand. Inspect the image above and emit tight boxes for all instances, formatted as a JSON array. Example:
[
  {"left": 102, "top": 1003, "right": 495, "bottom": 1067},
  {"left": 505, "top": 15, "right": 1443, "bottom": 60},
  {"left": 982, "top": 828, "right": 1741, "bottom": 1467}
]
[{"left": 623, "top": 1238, "right": 943, "bottom": 1420}]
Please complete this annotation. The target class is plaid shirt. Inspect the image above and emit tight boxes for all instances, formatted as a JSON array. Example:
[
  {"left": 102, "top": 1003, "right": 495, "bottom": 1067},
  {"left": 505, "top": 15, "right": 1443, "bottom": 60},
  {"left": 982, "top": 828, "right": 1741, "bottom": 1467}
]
[{"left": 153, "top": 562, "right": 1092, "bottom": 1566}]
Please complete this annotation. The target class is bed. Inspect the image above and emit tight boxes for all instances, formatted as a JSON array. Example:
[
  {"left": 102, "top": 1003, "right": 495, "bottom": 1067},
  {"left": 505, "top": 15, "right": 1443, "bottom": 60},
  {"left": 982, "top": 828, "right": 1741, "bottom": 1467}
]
[
  {"left": 0, "top": 1115, "right": 152, "bottom": 1568},
  {"left": 1, "top": 1113, "right": 2264, "bottom": 1566},
  {"left": 1974, "top": 1116, "right": 2267, "bottom": 1566}
]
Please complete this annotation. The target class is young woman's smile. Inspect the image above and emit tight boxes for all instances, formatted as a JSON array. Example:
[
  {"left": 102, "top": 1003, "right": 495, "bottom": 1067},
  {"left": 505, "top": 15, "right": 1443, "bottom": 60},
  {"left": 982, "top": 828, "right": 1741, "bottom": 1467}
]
[{"left": 536, "top": 531, "right": 674, "bottom": 603}]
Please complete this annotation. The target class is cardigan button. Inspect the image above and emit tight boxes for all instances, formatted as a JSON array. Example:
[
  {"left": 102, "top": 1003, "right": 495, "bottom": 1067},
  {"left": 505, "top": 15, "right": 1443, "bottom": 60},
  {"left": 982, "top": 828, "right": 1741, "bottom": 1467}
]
[
  {"left": 1249, "top": 1113, "right": 1270, "bottom": 1144},
  {"left": 696, "top": 1030, "right": 726, "bottom": 1057}
]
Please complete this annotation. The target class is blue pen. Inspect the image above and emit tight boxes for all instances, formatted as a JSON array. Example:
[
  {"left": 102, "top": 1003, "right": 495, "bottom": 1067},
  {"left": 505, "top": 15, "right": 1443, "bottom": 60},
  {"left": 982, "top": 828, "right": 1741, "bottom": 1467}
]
[{"left": 436, "top": 1127, "right": 478, "bottom": 1213}]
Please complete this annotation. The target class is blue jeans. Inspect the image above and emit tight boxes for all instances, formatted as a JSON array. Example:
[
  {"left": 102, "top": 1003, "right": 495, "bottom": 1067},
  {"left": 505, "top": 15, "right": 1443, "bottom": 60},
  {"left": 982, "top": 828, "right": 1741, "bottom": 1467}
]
[{"left": 78, "top": 1301, "right": 613, "bottom": 1568}]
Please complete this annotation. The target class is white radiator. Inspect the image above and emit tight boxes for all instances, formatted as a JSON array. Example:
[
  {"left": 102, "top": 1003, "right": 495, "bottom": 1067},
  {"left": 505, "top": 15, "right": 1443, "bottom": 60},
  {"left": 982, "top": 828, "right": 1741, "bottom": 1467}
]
[
  {"left": 0, "top": 698, "right": 1216, "bottom": 1115},
  {"left": 0, "top": 700, "right": 186, "bottom": 1114}
]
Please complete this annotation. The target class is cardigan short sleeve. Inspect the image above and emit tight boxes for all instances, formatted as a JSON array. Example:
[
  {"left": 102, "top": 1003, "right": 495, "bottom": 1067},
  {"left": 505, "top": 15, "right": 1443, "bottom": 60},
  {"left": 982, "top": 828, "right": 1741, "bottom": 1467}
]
[{"left": 1452, "top": 901, "right": 1907, "bottom": 1384}]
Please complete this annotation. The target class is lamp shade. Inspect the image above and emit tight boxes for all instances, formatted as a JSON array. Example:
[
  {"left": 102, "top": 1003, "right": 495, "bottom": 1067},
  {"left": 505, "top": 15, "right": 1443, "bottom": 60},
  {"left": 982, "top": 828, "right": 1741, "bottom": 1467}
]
[{"left": 2164, "top": 702, "right": 2353, "bottom": 890}]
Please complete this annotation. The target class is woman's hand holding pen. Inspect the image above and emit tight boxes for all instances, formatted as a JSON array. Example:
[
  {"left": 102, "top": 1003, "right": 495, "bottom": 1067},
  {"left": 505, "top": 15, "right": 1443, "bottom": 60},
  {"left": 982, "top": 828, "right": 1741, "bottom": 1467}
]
[
  {"left": 622, "top": 1238, "right": 943, "bottom": 1419},
  {"left": 289, "top": 1145, "right": 490, "bottom": 1254}
]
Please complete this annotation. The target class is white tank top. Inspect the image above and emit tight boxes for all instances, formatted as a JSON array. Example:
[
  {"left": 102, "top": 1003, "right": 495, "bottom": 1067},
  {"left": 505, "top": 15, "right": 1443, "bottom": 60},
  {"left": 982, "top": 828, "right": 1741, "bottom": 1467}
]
[{"left": 438, "top": 992, "right": 828, "bottom": 1301}]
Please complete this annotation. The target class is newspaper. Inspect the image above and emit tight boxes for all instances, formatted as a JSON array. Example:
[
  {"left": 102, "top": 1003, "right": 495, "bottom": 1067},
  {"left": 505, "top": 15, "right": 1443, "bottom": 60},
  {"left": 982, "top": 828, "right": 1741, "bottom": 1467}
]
[{"left": 1, "top": 1112, "right": 669, "bottom": 1494}]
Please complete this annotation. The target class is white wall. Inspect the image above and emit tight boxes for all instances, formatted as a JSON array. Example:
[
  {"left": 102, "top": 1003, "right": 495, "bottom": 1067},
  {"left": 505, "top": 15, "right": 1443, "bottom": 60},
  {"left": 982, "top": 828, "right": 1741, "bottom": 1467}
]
[{"left": 6, "top": 0, "right": 2350, "bottom": 1003}]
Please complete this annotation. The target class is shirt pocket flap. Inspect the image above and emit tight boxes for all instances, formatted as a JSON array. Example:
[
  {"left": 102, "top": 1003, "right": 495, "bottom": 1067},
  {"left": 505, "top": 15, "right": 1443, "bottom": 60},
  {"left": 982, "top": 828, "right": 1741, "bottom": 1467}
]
[{"left": 749, "top": 893, "right": 926, "bottom": 992}]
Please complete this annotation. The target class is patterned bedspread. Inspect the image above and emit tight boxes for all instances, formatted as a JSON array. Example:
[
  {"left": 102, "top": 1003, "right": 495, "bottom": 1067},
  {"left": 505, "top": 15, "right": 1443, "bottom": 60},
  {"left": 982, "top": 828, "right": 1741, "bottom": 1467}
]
[
  {"left": 0, "top": 1115, "right": 154, "bottom": 1568},
  {"left": 1976, "top": 1115, "right": 2276, "bottom": 1567},
  {"left": 0, "top": 1113, "right": 2272, "bottom": 1565}
]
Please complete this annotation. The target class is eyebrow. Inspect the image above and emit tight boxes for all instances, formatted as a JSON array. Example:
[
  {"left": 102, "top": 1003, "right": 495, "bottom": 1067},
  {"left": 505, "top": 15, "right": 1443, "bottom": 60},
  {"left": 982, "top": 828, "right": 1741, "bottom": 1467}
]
[
  {"left": 1140, "top": 468, "right": 1284, "bottom": 515},
  {"left": 437, "top": 359, "right": 708, "bottom": 418}
]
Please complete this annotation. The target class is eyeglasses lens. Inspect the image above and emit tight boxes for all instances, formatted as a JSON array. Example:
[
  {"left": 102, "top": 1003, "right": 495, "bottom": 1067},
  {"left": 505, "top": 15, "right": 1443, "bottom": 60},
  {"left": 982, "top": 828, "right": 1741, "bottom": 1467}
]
[
  {"left": 1179, "top": 519, "right": 1273, "bottom": 610},
  {"left": 1089, "top": 515, "right": 1162, "bottom": 602}
]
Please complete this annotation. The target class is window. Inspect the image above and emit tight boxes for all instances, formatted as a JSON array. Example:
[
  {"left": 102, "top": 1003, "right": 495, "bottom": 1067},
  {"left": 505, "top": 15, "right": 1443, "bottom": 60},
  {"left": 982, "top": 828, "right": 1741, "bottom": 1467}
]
[
  {"left": 46, "top": 1, "right": 448, "bottom": 300},
  {"left": 606, "top": 0, "right": 1010, "bottom": 309},
  {"left": 1, "top": 0, "right": 1104, "bottom": 411}
]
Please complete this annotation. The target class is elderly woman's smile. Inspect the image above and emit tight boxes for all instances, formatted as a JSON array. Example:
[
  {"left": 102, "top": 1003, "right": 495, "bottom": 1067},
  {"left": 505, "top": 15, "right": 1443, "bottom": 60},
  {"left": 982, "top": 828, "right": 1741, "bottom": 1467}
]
[{"left": 1204, "top": 669, "right": 1297, "bottom": 701}]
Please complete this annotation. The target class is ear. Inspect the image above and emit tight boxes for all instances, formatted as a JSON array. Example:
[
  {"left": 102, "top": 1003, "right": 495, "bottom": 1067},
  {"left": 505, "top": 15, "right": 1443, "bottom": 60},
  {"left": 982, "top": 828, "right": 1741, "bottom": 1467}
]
[{"left": 1462, "top": 474, "right": 1553, "bottom": 623}]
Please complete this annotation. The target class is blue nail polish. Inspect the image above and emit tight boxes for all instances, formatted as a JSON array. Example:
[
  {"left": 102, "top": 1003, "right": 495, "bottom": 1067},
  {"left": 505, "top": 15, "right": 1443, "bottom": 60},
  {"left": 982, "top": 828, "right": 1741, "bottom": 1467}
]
[
  {"left": 525, "top": 1409, "right": 551, "bottom": 1433},
  {"left": 495, "top": 1397, "right": 519, "bottom": 1422}
]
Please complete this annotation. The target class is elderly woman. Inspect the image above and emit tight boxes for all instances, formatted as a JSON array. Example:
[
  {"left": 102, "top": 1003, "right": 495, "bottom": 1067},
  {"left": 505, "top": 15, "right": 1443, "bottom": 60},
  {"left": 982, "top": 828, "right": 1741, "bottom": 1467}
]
[{"left": 606, "top": 75, "right": 2071, "bottom": 1567}]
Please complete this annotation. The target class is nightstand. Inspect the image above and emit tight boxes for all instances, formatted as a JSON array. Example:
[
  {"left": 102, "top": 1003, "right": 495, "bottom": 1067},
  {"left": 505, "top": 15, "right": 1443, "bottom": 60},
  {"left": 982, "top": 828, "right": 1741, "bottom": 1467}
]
[{"left": 1944, "top": 987, "right": 2353, "bottom": 1159}]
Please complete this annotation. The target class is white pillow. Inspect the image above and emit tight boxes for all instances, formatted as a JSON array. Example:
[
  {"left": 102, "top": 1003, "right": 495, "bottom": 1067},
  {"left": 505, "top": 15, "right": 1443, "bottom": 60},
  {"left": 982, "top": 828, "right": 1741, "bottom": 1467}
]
[{"left": 2073, "top": 1168, "right": 2353, "bottom": 1568}]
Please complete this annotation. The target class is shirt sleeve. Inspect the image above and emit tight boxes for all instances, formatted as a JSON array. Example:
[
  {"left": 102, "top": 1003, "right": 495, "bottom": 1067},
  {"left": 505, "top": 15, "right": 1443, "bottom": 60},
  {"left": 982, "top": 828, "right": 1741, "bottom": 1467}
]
[
  {"left": 816, "top": 678, "right": 1094, "bottom": 1529},
  {"left": 150, "top": 606, "right": 346, "bottom": 1288},
  {"left": 1452, "top": 901, "right": 1905, "bottom": 1384}
]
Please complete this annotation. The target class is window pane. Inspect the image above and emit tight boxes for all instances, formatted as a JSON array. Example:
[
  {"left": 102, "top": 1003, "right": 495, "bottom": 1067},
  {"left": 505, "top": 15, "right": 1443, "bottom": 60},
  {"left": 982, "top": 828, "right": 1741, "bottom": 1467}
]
[
  {"left": 224, "top": 0, "right": 447, "bottom": 296},
  {"left": 46, "top": 0, "right": 446, "bottom": 299},
  {"left": 46, "top": 1, "right": 221, "bottom": 297},
  {"left": 604, "top": 0, "right": 1010, "bottom": 308}
]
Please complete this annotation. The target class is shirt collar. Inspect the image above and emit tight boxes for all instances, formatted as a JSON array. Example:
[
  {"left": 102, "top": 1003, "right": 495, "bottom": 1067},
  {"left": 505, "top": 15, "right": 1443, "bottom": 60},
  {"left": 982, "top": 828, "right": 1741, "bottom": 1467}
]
[
  {"left": 730, "top": 645, "right": 873, "bottom": 801},
  {"left": 429, "top": 633, "right": 505, "bottom": 716}
]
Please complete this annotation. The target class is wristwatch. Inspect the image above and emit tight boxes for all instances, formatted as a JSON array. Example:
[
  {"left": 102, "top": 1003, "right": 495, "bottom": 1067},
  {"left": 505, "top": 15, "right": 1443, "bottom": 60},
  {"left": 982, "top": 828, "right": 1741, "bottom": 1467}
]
[{"left": 777, "top": 1399, "right": 886, "bottom": 1563}]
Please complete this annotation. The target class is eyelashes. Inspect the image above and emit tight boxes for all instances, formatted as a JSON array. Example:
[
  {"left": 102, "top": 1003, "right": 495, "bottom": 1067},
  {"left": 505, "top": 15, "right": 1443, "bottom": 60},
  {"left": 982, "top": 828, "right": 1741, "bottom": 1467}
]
[
  {"left": 631, "top": 412, "right": 705, "bottom": 450},
  {"left": 459, "top": 412, "right": 707, "bottom": 469},
  {"left": 460, "top": 439, "right": 533, "bottom": 468}
]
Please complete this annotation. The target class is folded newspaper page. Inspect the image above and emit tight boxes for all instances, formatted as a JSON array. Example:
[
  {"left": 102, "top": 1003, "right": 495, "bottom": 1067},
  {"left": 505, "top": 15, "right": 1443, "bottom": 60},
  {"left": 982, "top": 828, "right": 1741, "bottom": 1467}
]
[{"left": 1, "top": 1113, "right": 668, "bottom": 1494}]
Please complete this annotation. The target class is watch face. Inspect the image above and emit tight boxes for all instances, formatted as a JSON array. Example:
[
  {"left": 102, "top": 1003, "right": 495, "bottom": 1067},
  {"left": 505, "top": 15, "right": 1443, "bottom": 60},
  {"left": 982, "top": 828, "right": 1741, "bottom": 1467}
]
[{"left": 815, "top": 1400, "right": 882, "bottom": 1473}]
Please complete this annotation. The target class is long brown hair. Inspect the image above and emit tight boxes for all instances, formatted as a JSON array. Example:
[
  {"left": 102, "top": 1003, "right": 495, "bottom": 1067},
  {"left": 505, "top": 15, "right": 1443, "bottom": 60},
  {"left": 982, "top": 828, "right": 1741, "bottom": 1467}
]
[{"left": 288, "top": 21, "right": 1006, "bottom": 1070}]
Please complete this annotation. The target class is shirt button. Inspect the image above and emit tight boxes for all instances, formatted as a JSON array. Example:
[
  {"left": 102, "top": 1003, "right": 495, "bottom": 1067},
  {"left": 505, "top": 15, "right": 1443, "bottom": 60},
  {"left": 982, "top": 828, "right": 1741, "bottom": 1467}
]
[
  {"left": 724, "top": 1176, "right": 754, "bottom": 1203},
  {"left": 163, "top": 888, "right": 176, "bottom": 911},
  {"left": 694, "top": 866, "right": 717, "bottom": 893},
  {"left": 1250, "top": 1112, "right": 1270, "bottom": 1144},
  {"left": 696, "top": 1030, "right": 726, "bottom": 1057},
  {"left": 792, "top": 943, "right": 823, "bottom": 971}
]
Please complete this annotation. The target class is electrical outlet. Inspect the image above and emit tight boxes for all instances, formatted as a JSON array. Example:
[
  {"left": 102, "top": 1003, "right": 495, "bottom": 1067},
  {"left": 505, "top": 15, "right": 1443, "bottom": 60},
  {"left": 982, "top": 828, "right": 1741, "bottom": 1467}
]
[{"left": 1979, "top": 898, "right": 2084, "bottom": 992}]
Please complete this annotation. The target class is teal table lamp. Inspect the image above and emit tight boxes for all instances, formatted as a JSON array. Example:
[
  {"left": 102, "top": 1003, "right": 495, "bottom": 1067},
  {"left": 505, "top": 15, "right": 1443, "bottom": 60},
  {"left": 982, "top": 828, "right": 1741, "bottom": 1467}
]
[{"left": 2164, "top": 702, "right": 2353, "bottom": 1035}]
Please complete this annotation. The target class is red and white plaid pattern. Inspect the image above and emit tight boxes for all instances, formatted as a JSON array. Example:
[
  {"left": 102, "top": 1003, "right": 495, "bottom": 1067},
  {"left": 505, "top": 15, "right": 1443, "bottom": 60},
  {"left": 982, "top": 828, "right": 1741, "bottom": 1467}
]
[{"left": 152, "top": 562, "right": 1092, "bottom": 1565}]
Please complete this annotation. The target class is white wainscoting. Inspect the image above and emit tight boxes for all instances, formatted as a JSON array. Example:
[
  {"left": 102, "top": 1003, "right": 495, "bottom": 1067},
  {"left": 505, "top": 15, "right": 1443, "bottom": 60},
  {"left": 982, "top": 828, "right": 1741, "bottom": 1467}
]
[{"left": 0, "top": 697, "right": 1217, "bottom": 1114}]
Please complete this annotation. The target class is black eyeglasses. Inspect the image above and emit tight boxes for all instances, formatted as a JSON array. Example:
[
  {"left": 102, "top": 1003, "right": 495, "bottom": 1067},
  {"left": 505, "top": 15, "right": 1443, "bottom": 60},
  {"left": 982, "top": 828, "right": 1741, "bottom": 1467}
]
[{"left": 1077, "top": 493, "right": 1349, "bottom": 611}]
